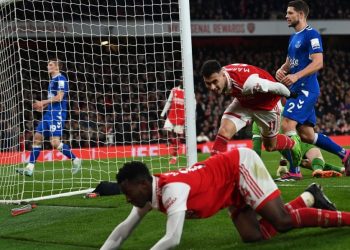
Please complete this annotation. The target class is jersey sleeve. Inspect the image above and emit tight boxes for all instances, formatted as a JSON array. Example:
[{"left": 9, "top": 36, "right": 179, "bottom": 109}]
[
  {"left": 161, "top": 182, "right": 190, "bottom": 216},
  {"left": 307, "top": 30, "right": 323, "bottom": 54}
]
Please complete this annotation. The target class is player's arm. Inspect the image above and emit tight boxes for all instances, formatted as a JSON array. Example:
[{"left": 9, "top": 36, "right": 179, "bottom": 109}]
[
  {"left": 242, "top": 74, "right": 292, "bottom": 98},
  {"left": 100, "top": 205, "right": 151, "bottom": 250},
  {"left": 160, "top": 90, "right": 174, "bottom": 118},
  {"left": 276, "top": 57, "right": 290, "bottom": 81},
  {"left": 150, "top": 183, "right": 190, "bottom": 250}
]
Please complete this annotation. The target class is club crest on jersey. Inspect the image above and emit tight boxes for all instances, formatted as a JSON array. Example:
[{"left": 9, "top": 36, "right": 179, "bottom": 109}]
[{"left": 295, "top": 40, "right": 301, "bottom": 48}]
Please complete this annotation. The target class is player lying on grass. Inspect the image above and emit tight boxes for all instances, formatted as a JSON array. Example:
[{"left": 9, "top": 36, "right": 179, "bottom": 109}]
[
  {"left": 16, "top": 58, "right": 81, "bottom": 177},
  {"left": 201, "top": 60, "right": 302, "bottom": 169},
  {"left": 252, "top": 121, "right": 344, "bottom": 179},
  {"left": 101, "top": 148, "right": 350, "bottom": 250}
]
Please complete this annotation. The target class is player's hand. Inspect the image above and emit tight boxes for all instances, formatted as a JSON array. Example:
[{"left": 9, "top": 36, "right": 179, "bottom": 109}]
[
  {"left": 281, "top": 74, "right": 299, "bottom": 86},
  {"left": 275, "top": 68, "right": 287, "bottom": 82},
  {"left": 33, "top": 100, "right": 44, "bottom": 112}
]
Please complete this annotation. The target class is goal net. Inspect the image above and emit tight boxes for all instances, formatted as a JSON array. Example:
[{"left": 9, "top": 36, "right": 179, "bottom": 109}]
[{"left": 0, "top": 0, "right": 196, "bottom": 203}]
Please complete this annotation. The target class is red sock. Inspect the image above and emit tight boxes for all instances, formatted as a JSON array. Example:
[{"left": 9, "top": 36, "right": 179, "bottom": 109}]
[
  {"left": 274, "top": 134, "right": 295, "bottom": 150},
  {"left": 211, "top": 134, "right": 229, "bottom": 155},
  {"left": 284, "top": 196, "right": 307, "bottom": 213},
  {"left": 259, "top": 196, "right": 307, "bottom": 239},
  {"left": 171, "top": 138, "right": 180, "bottom": 157},
  {"left": 290, "top": 208, "right": 350, "bottom": 228}
]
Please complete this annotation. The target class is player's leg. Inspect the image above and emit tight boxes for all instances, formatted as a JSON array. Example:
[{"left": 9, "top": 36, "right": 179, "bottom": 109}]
[
  {"left": 253, "top": 103, "right": 302, "bottom": 179},
  {"left": 49, "top": 116, "right": 81, "bottom": 174},
  {"left": 237, "top": 148, "right": 350, "bottom": 233},
  {"left": 169, "top": 127, "right": 184, "bottom": 164},
  {"left": 298, "top": 124, "right": 350, "bottom": 174},
  {"left": 229, "top": 205, "right": 264, "bottom": 242},
  {"left": 212, "top": 99, "right": 250, "bottom": 154},
  {"left": 163, "top": 119, "right": 178, "bottom": 164},
  {"left": 16, "top": 119, "right": 47, "bottom": 176},
  {"left": 50, "top": 136, "right": 81, "bottom": 174},
  {"left": 303, "top": 147, "right": 343, "bottom": 178},
  {"left": 251, "top": 122, "right": 262, "bottom": 157}
]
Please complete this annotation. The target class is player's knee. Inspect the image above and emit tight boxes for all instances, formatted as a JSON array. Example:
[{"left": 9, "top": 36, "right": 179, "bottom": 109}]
[
  {"left": 50, "top": 140, "right": 61, "bottom": 149},
  {"left": 218, "top": 124, "right": 234, "bottom": 138},
  {"left": 270, "top": 216, "right": 293, "bottom": 233},
  {"left": 299, "top": 133, "right": 313, "bottom": 143}
]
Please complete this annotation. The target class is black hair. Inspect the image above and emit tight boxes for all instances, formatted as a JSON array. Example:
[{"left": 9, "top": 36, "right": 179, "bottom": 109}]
[
  {"left": 288, "top": 0, "right": 309, "bottom": 17},
  {"left": 200, "top": 60, "right": 222, "bottom": 78},
  {"left": 49, "top": 57, "right": 63, "bottom": 70},
  {"left": 116, "top": 161, "right": 152, "bottom": 184}
]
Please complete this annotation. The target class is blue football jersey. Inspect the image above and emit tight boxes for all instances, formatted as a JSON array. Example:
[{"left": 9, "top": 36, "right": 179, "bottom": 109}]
[
  {"left": 287, "top": 25, "right": 323, "bottom": 93},
  {"left": 46, "top": 74, "right": 68, "bottom": 113}
]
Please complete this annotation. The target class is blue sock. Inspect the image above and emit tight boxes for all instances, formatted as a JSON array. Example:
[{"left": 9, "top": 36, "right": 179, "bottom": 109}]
[
  {"left": 283, "top": 150, "right": 300, "bottom": 174},
  {"left": 60, "top": 143, "right": 76, "bottom": 160},
  {"left": 29, "top": 145, "right": 42, "bottom": 164},
  {"left": 314, "top": 133, "right": 346, "bottom": 159}
]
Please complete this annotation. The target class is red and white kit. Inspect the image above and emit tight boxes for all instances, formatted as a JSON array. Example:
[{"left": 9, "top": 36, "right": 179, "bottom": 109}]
[
  {"left": 161, "top": 87, "right": 185, "bottom": 134},
  {"left": 222, "top": 63, "right": 287, "bottom": 138},
  {"left": 155, "top": 148, "right": 280, "bottom": 218}
]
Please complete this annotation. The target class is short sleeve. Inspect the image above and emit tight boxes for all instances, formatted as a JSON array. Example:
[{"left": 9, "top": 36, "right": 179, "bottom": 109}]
[
  {"left": 161, "top": 183, "right": 190, "bottom": 216},
  {"left": 308, "top": 29, "right": 323, "bottom": 54}
]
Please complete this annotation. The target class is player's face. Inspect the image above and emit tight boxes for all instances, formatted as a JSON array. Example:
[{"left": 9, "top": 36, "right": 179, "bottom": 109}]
[
  {"left": 47, "top": 61, "right": 59, "bottom": 75},
  {"left": 285, "top": 7, "right": 301, "bottom": 28},
  {"left": 120, "top": 180, "right": 151, "bottom": 208},
  {"left": 203, "top": 71, "right": 227, "bottom": 95}
]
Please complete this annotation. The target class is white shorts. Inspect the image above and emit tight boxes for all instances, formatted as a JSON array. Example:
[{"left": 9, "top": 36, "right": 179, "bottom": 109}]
[
  {"left": 163, "top": 119, "right": 184, "bottom": 134},
  {"left": 222, "top": 99, "right": 282, "bottom": 138},
  {"left": 237, "top": 148, "right": 280, "bottom": 211}
]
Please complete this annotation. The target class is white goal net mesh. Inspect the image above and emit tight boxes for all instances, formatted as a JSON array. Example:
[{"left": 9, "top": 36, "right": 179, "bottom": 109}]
[{"left": 0, "top": 0, "right": 193, "bottom": 203}]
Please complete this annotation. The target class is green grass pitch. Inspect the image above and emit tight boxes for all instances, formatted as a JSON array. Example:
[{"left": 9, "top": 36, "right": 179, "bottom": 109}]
[{"left": 1, "top": 149, "right": 350, "bottom": 250}]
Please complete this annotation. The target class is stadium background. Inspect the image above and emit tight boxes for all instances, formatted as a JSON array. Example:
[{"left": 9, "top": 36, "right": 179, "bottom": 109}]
[{"left": 1, "top": 1, "right": 350, "bottom": 249}]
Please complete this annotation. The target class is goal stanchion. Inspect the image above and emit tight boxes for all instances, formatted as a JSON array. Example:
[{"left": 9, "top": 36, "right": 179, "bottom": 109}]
[{"left": 0, "top": 0, "right": 196, "bottom": 203}]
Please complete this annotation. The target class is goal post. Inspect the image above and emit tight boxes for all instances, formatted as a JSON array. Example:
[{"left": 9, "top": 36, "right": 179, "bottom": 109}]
[{"left": 0, "top": 0, "right": 197, "bottom": 203}]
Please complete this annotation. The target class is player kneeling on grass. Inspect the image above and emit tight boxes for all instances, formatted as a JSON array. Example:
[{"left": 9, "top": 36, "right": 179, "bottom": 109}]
[
  {"left": 16, "top": 58, "right": 81, "bottom": 177},
  {"left": 100, "top": 148, "right": 350, "bottom": 250},
  {"left": 252, "top": 122, "right": 344, "bottom": 179}
]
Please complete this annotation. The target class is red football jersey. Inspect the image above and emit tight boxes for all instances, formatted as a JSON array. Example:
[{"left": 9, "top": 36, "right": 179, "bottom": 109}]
[
  {"left": 155, "top": 150, "right": 242, "bottom": 218},
  {"left": 168, "top": 87, "right": 185, "bottom": 125},
  {"left": 224, "top": 63, "right": 281, "bottom": 111}
]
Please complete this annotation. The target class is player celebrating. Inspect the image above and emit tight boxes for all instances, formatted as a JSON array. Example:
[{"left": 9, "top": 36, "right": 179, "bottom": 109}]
[
  {"left": 201, "top": 60, "right": 301, "bottom": 167},
  {"left": 160, "top": 79, "right": 185, "bottom": 164},
  {"left": 16, "top": 58, "right": 81, "bottom": 177},
  {"left": 276, "top": 0, "right": 350, "bottom": 178},
  {"left": 100, "top": 148, "right": 350, "bottom": 250}
]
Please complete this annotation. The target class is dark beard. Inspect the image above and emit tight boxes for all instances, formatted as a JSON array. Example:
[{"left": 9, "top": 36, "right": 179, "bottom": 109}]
[{"left": 288, "top": 19, "right": 300, "bottom": 28}]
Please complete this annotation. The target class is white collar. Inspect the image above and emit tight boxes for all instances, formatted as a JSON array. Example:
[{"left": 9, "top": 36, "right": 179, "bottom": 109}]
[
  {"left": 151, "top": 176, "right": 159, "bottom": 209},
  {"left": 295, "top": 25, "right": 309, "bottom": 34}
]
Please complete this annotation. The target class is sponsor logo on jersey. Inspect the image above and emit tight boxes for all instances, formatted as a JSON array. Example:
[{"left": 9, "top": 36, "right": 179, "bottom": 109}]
[
  {"left": 310, "top": 38, "right": 320, "bottom": 50},
  {"left": 288, "top": 57, "right": 299, "bottom": 68}
]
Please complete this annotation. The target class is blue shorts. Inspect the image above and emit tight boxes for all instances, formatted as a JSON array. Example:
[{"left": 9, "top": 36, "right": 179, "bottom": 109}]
[
  {"left": 282, "top": 90, "right": 319, "bottom": 126},
  {"left": 36, "top": 111, "right": 66, "bottom": 137}
]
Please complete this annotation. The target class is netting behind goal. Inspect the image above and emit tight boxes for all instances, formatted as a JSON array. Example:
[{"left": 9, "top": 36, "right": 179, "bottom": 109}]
[{"left": 0, "top": 0, "right": 196, "bottom": 203}]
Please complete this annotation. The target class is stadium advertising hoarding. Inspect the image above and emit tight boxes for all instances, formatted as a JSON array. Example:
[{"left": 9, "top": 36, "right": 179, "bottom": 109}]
[
  {"left": 9, "top": 20, "right": 350, "bottom": 38},
  {"left": 1, "top": 136, "right": 349, "bottom": 164}
]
